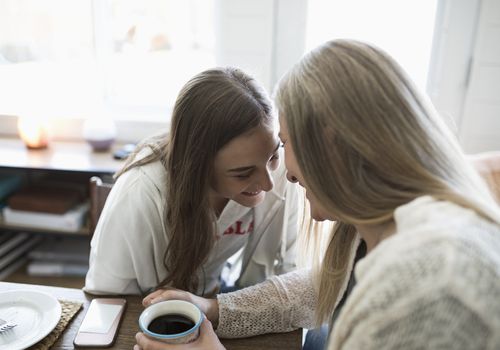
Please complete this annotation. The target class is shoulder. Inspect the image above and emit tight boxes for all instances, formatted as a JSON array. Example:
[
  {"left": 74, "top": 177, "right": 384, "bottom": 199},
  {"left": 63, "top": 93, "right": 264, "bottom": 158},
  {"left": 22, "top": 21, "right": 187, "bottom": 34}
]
[
  {"left": 113, "top": 152, "right": 168, "bottom": 203},
  {"left": 94, "top": 153, "right": 168, "bottom": 238},
  {"left": 331, "top": 199, "right": 500, "bottom": 349},
  {"left": 357, "top": 198, "right": 500, "bottom": 305}
]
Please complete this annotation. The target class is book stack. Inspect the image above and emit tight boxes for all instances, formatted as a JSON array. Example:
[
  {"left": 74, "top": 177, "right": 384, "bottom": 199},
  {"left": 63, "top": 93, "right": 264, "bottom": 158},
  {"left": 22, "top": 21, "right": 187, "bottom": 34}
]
[
  {"left": 2, "top": 184, "right": 88, "bottom": 232},
  {"left": 0, "top": 232, "right": 43, "bottom": 280},
  {"left": 26, "top": 237, "right": 90, "bottom": 277},
  {"left": 0, "top": 173, "right": 22, "bottom": 207}
]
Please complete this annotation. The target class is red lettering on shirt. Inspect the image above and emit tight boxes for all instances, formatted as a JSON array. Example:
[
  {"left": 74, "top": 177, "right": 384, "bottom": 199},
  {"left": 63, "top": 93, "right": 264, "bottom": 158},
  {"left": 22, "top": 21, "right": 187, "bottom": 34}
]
[
  {"left": 235, "top": 221, "right": 245, "bottom": 235},
  {"left": 223, "top": 220, "right": 254, "bottom": 235}
]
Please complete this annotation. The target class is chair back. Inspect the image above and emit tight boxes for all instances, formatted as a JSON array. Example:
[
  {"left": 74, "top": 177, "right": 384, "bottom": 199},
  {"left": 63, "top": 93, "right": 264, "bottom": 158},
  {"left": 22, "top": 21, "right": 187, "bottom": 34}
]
[
  {"left": 470, "top": 151, "right": 500, "bottom": 204},
  {"left": 89, "top": 176, "right": 113, "bottom": 235}
]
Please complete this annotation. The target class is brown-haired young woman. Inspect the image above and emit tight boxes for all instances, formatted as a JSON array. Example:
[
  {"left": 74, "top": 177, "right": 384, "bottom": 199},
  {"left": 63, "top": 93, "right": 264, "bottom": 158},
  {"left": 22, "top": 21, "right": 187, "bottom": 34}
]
[{"left": 85, "top": 67, "right": 300, "bottom": 297}]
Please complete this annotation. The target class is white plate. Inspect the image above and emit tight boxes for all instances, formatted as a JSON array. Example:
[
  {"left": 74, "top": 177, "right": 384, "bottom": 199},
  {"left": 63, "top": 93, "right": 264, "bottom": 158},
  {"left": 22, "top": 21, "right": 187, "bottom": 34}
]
[{"left": 0, "top": 290, "right": 61, "bottom": 350}]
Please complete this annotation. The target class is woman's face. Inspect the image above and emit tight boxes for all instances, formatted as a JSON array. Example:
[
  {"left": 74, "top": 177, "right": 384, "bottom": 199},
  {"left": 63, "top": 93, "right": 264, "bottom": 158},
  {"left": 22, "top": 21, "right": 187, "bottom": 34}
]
[
  {"left": 279, "top": 116, "right": 332, "bottom": 221},
  {"left": 211, "top": 123, "right": 281, "bottom": 208}
]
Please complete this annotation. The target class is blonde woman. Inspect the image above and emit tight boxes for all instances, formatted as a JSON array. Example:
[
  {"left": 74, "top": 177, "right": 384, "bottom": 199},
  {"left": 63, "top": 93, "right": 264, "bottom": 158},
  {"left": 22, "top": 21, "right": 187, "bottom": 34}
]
[
  {"left": 85, "top": 67, "right": 300, "bottom": 297},
  {"left": 135, "top": 40, "right": 500, "bottom": 350}
]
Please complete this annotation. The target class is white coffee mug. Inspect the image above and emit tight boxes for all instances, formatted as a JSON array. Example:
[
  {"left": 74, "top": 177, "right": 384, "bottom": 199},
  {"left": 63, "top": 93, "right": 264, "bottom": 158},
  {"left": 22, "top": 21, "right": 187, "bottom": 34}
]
[{"left": 138, "top": 300, "right": 203, "bottom": 344}]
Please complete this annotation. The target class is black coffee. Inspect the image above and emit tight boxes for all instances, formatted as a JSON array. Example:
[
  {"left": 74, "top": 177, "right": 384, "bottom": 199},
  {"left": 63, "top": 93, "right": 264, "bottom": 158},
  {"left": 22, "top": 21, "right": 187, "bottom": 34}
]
[{"left": 147, "top": 314, "right": 195, "bottom": 335}]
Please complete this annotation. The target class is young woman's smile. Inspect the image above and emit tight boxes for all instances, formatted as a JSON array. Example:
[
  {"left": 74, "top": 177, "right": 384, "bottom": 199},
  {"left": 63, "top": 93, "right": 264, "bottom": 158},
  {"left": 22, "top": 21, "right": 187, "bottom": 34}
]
[
  {"left": 210, "top": 123, "right": 281, "bottom": 212},
  {"left": 241, "top": 190, "right": 262, "bottom": 196}
]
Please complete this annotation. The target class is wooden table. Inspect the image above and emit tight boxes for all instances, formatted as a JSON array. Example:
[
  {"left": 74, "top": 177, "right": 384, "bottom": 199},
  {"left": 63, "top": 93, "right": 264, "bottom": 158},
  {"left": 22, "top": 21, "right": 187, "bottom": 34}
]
[{"left": 0, "top": 282, "right": 302, "bottom": 349}]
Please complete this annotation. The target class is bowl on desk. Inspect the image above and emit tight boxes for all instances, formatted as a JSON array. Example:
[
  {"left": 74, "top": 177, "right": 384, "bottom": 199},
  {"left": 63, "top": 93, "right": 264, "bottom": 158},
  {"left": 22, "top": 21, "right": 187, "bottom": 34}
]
[{"left": 83, "top": 118, "right": 116, "bottom": 152}]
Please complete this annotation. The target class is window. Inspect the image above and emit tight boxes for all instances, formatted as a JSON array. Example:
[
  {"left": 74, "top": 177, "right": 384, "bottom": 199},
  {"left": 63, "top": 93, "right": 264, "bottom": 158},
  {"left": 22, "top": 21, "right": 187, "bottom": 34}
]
[
  {"left": 0, "top": 0, "right": 215, "bottom": 122},
  {"left": 306, "top": 0, "right": 438, "bottom": 91}
]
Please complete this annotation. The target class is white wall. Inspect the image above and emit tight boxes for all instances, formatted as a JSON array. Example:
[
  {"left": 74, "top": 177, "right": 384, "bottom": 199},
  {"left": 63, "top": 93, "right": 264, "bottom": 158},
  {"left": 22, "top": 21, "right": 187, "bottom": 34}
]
[
  {"left": 459, "top": 0, "right": 500, "bottom": 152},
  {"left": 215, "top": 0, "right": 276, "bottom": 90},
  {"left": 214, "top": 0, "right": 307, "bottom": 93},
  {"left": 429, "top": 0, "right": 500, "bottom": 153},
  {"left": 427, "top": 0, "right": 481, "bottom": 130}
]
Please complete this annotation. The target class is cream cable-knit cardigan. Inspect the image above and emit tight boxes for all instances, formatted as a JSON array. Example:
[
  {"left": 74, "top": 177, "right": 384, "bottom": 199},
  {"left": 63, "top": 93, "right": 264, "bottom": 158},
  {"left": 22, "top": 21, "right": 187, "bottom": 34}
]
[{"left": 216, "top": 196, "right": 500, "bottom": 349}]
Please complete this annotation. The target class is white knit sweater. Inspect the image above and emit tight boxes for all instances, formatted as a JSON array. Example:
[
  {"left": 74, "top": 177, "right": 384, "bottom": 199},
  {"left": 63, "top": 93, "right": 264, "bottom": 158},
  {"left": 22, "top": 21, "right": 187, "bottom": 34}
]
[{"left": 216, "top": 196, "right": 500, "bottom": 349}]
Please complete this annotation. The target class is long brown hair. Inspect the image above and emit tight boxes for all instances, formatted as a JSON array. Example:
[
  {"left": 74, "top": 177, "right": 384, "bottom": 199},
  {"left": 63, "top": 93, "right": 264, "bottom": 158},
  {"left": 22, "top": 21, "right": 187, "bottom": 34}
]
[
  {"left": 275, "top": 39, "right": 500, "bottom": 324},
  {"left": 118, "top": 67, "right": 273, "bottom": 292}
]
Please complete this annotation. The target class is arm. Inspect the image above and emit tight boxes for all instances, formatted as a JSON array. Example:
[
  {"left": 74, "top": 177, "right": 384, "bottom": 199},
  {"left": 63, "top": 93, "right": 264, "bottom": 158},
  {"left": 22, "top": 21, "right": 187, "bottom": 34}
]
[
  {"left": 142, "top": 269, "right": 316, "bottom": 340},
  {"left": 216, "top": 269, "right": 316, "bottom": 338}
]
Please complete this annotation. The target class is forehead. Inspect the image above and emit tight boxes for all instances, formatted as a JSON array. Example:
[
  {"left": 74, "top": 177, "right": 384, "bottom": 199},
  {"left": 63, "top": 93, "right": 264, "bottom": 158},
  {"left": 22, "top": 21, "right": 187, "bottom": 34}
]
[{"left": 214, "top": 124, "right": 277, "bottom": 167}]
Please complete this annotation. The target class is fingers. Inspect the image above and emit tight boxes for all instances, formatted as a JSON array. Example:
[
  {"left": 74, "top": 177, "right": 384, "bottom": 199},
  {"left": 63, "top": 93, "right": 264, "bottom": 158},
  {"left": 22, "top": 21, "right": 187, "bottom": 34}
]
[
  {"left": 193, "top": 318, "right": 226, "bottom": 349},
  {"left": 142, "top": 287, "right": 182, "bottom": 306},
  {"left": 201, "top": 317, "right": 213, "bottom": 331},
  {"left": 136, "top": 332, "right": 172, "bottom": 350},
  {"left": 143, "top": 289, "right": 191, "bottom": 307},
  {"left": 142, "top": 289, "right": 166, "bottom": 307},
  {"left": 136, "top": 322, "right": 224, "bottom": 350},
  {"left": 198, "top": 317, "right": 215, "bottom": 340}
]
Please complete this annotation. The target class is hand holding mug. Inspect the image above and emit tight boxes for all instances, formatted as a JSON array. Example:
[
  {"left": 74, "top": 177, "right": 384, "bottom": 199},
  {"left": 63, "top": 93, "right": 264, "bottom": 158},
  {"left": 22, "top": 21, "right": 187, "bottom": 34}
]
[{"left": 135, "top": 317, "right": 225, "bottom": 350}]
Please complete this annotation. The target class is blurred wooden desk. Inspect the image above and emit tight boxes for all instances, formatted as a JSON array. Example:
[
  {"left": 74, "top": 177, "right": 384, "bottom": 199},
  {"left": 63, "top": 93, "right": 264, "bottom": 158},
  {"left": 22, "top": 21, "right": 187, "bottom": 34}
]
[
  {"left": 0, "top": 137, "right": 123, "bottom": 173},
  {"left": 0, "top": 282, "right": 302, "bottom": 349}
]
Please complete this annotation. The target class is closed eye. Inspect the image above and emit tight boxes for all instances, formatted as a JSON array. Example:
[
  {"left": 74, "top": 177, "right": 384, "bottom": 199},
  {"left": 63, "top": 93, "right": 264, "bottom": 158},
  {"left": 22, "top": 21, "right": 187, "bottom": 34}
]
[{"left": 233, "top": 170, "right": 253, "bottom": 179}]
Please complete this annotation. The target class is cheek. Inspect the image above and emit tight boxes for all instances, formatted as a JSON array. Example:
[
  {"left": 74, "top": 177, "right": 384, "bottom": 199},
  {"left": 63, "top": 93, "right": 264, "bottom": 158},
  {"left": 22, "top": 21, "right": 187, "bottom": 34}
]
[
  {"left": 269, "top": 158, "right": 280, "bottom": 171},
  {"left": 284, "top": 148, "right": 297, "bottom": 174},
  {"left": 212, "top": 174, "right": 236, "bottom": 195},
  {"left": 219, "top": 179, "right": 252, "bottom": 197},
  {"left": 306, "top": 190, "right": 333, "bottom": 221},
  {"left": 211, "top": 177, "right": 225, "bottom": 195}
]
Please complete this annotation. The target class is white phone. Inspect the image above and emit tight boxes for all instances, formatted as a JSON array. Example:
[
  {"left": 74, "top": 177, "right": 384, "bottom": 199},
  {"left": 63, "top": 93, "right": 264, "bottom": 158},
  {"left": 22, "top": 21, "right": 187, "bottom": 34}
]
[{"left": 74, "top": 298, "right": 127, "bottom": 348}]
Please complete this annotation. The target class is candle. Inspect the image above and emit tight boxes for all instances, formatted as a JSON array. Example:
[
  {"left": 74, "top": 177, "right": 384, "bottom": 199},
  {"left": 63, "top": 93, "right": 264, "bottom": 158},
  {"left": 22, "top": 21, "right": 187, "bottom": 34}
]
[{"left": 17, "top": 117, "right": 50, "bottom": 149}]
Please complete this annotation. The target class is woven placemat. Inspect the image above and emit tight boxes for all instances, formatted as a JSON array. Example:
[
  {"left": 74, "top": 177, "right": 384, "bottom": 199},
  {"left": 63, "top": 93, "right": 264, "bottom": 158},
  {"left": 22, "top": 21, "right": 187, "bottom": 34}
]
[{"left": 28, "top": 299, "right": 83, "bottom": 350}]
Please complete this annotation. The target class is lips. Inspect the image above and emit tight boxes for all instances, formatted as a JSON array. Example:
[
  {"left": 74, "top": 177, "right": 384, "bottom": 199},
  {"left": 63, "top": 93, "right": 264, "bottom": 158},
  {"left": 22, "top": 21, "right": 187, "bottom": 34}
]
[{"left": 242, "top": 190, "right": 261, "bottom": 196}]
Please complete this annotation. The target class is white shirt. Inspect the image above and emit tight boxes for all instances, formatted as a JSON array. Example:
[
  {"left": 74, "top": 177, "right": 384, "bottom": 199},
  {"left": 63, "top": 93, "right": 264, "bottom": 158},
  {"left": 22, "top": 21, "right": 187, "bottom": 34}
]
[{"left": 84, "top": 149, "right": 300, "bottom": 295}]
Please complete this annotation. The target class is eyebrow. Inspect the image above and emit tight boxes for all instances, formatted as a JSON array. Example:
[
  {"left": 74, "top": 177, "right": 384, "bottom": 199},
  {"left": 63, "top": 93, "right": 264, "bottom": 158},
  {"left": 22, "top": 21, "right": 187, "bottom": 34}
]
[
  {"left": 227, "top": 166, "right": 255, "bottom": 173},
  {"left": 227, "top": 141, "right": 281, "bottom": 173}
]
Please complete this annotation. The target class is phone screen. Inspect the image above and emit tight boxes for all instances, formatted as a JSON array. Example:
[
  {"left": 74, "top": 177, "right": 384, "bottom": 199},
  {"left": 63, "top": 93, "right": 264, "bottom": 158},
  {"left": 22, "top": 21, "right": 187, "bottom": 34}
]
[
  {"left": 74, "top": 298, "right": 126, "bottom": 347},
  {"left": 79, "top": 302, "right": 123, "bottom": 333}
]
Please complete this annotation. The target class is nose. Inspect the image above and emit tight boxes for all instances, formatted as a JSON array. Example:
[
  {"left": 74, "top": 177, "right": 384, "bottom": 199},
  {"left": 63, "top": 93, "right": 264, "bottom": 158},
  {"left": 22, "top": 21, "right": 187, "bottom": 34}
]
[
  {"left": 286, "top": 172, "right": 299, "bottom": 183},
  {"left": 259, "top": 169, "right": 274, "bottom": 192}
]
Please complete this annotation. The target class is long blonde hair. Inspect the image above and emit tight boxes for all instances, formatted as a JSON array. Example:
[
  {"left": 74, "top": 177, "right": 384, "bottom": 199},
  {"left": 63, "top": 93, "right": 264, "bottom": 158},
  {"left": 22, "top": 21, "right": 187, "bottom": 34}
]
[
  {"left": 275, "top": 39, "right": 500, "bottom": 324},
  {"left": 117, "top": 67, "right": 273, "bottom": 293}
]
